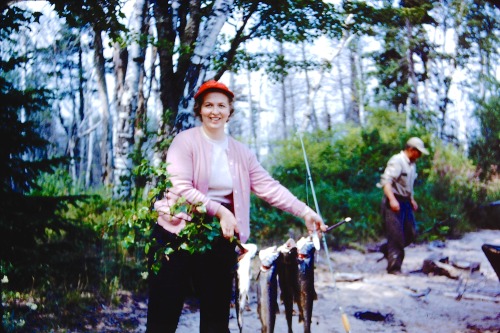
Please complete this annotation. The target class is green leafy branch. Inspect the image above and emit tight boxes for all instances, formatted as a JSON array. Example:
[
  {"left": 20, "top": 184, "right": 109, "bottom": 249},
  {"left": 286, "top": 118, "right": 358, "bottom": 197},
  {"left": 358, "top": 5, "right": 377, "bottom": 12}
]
[
  {"left": 129, "top": 160, "right": 224, "bottom": 274},
  {"left": 149, "top": 195, "right": 222, "bottom": 275}
]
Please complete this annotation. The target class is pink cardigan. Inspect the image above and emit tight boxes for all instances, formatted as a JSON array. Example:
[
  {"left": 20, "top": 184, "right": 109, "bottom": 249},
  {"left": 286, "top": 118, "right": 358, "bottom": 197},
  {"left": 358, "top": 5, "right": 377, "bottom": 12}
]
[{"left": 158, "top": 126, "right": 307, "bottom": 243}]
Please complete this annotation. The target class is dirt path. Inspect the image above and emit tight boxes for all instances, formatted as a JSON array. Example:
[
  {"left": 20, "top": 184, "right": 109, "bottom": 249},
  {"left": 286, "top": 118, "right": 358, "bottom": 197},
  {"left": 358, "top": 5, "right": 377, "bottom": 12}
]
[{"left": 98, "top": 229, "right": 500, "bottom": 333}]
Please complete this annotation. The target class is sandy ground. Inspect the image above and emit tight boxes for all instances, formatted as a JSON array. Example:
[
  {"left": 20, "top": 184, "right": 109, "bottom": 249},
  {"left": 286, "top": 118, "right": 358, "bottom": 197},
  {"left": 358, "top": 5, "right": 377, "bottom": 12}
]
[{"left": 104, "top": 229, "right": 500, "bottom": 333}]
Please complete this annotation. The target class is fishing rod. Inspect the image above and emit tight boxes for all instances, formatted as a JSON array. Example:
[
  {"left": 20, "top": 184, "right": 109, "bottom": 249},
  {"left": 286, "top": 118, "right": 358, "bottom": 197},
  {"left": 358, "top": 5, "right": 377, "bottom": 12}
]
[
  {"left": 298, "top": 132, "right": 352, "bottom": 333},
  {"left": 327, "top": 217, "right": 352, "bottom": 232}
]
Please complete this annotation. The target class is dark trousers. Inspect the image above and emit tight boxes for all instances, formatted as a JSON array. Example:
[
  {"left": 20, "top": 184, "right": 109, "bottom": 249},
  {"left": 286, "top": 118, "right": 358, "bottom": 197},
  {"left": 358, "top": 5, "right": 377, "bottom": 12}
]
[
  {"left": 146, "top": 224, "right": 237, "bottom": 333},
  {"left": 381, "top": 196, "right": 416, "bottom": 273}
]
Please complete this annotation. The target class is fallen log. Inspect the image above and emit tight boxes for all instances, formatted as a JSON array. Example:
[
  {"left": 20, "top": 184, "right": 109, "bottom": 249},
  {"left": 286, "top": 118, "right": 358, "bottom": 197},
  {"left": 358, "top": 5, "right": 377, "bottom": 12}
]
[
  {"left": 443, "top": 292, "right": 500, "bottom": 303},
  {"left": 422, "top": 256, "right": 460, "bottom": 280}
]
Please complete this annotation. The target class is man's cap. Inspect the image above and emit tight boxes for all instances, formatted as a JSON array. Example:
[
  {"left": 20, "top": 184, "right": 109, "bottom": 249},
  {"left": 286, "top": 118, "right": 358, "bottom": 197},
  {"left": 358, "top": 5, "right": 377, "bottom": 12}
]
[
  {"left": 406, "top": 137, "right": 429, "bottom": 155},
  {"left": 194, "top": 80, "right": 234, "bottom": 100}
]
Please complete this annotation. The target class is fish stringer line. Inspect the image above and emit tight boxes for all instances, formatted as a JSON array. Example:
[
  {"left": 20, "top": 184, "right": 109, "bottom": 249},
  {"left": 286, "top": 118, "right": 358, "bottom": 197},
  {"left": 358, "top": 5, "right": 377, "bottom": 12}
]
[{"left": 298, "top": 132, "right": 352, "bottom": 333}]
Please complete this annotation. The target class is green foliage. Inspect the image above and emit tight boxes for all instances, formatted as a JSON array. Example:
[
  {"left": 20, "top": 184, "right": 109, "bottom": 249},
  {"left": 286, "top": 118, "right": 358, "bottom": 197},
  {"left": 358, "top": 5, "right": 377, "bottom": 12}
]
[
  {"left": 414, "top": 143, "right": 476, "bottom": 239},
  {"left": 251, "top": 110, "right": 495, "bottom": 248},
  {"left": 238, "top": 0, "right": 342, "bottom": 42},
  {"left": 123, "top": 160, "right": 229, "bottom": 275},
  {"left": 215, "top": 0, "right": 342, "bottom": 76},
  {"left": 50, "top": 0, "right": 126, "bottom": 40},
  {"left": 1, "top": 6, "right": 88, "bottom": 331},
  {"left": 454, "top": 0, "right": 499, "bottom": 67},
  {"left": 249, "top": 194, "right": 304, "bottom": 246},
  {"left": 469, "top": 85, "right": 500, "bottom": 180},
  {"left": 367, "top": 0, "right": 436, "bottom": 113},
  {"left": 364, "top": 108, "right": 406, "bottom": 142}
]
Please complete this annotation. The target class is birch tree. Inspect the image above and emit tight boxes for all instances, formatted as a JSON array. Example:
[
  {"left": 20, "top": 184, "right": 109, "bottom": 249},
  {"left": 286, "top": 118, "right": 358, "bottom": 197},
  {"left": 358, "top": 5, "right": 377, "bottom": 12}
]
[
  {"left": 348, "top": 37, "right": 366, "bottom": 126},
  {"left": 154, "top": 0, "right": 341, "bottom": 131},
  {"left": 113, "top": 0, "right": 148, "bottom": 198},
  {"left": 49, "top": 0, "right": 127, "bottom": 193},
  {"left": 92, "top": 28, "right": 113, "bottom": 186},
  {"left": 35, "top": 0, "right": 343, "bottom": 197}
]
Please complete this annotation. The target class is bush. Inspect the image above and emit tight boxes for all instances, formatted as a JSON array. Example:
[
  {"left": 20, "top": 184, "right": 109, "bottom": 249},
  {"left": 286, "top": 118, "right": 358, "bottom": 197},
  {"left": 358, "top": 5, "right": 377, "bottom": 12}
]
[{"left": 251, "top": 113, "right": 497, "bottom": 249}]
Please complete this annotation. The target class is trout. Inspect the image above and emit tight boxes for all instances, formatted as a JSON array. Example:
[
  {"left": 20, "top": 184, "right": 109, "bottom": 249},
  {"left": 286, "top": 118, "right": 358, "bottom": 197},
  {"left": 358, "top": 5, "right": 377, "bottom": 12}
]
[
  {"left": 257, "top": 246, "right": 280, "bottom": 333},
  {"left": 236, "top": 243, "right": 258, "bottom": 332},
  {"left": 277, "top": 239, "right": 299, "bottom": 333},
  {"left": 297, "top": 237, "right": 317, "bottom": 333}
]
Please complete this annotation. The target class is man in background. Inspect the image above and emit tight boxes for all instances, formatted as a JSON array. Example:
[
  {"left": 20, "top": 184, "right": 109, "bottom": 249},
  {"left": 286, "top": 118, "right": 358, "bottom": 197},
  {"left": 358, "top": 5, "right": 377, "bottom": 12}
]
[{"left": 379, "top": 137, "right": 429, "bottom": 274}]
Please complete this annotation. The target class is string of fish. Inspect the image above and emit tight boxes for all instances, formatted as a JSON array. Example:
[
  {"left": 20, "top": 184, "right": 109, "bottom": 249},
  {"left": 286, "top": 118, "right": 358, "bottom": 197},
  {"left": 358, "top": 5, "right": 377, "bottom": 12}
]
[{"left": 299, "top": 133, "right": 352, "bottom": 333}]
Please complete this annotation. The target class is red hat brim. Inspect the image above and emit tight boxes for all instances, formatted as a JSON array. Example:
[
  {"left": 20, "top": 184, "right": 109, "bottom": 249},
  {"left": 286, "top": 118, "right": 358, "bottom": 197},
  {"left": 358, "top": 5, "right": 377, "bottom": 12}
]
[{"left": 194, "top": 80, "right": 234, "bottom": 100}]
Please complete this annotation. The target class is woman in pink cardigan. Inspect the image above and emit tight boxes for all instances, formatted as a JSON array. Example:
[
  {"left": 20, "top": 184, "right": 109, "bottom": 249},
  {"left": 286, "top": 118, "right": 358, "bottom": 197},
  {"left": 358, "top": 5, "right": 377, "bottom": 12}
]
[{"left": 147, "top": 80, "right": 326, "bottom": 333}]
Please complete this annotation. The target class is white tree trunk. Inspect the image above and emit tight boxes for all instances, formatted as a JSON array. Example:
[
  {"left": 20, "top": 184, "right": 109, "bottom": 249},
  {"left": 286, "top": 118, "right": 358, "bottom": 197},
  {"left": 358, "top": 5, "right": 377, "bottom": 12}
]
[
  {"left": 93, "top": 29, "right": 113, "bottom": 185},
  {"left": 176, "top": 0, "right": 234, "bottom": 131},
  {"left": 113, "top": 0, "right": 147, "bottom": 199},
  {"left": 280, "top": 41, "right": 289, "bottom": 139},
  {"left": 246, "top": 67, "right": 258, "bottom": 157},
  {"left": 85, "top": 116, "right": 94, "bottom": 188},
  {"left": 354, "top": 44, "right": 365, "bottom": 127}
]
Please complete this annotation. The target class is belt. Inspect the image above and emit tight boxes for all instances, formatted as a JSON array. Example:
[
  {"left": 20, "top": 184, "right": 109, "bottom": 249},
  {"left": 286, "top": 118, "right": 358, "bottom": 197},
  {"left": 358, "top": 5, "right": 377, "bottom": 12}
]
[{"left": 394, "top": 194, "right": 411, "bottom": 202}]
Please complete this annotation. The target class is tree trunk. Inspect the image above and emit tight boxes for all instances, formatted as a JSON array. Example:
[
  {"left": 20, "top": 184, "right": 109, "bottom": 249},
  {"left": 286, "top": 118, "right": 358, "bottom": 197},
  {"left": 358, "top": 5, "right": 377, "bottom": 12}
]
[
  {"left": 85, "top": 116, "right": 94, "bottom": 188},
  {"left": 92, "top": 28, "right": 113, "bottom": 185},
  {"left": 301, "top": 43, "right": 319, "bottom": 133},
  {"left": 290, "top": 77, "right": 296, "bottom": 133},
  {"left": 246, "top": 66, "right": 259, "bottom": 158},
  {"left": 347, "top": 43, "right": 360, "bottom": 124},
  {"left": 74, "top": 35, "right": 85, "bottom": 185},
  {"left": 405, "top": 17, "right": 420, "bottom": 112},
  {"left": 354, "top": 40, "right": 366, "bottom": 127},
  {"left": 279, "top": 42, "right": 288, "bottom": 139},
  {"left": 337, "top": 56, "right": 347, "bottom": 122},
  {"left": 112, "top": 0, "right": 147, "bottom": 199},
  {"left": 404, "top": 15, "right": 420, "bottom": 131},
  {"left": 175, "top": 0, "right": 235, "bottom": 132},
  {"left": 112, "top": 40, "right": 127, "bottom": 189},
  {"left": 154, "top": 0, "right": 179, "bottom": 145}
]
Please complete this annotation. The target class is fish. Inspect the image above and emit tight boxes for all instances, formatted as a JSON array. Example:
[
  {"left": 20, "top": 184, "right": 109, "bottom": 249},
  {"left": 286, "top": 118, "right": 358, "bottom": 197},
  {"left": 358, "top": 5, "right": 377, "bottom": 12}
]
[
  {"left": 257, "top": 246, "right": 280, "bottom": 333},
  {"left": 235, "top": 243, "right": 258, "bottom": 332},
  {"left": 277, "top": 238, "right": 299, "bottom": 333},
  {"left": 296, "top": 236, "right": 317, "bottom": 333}
]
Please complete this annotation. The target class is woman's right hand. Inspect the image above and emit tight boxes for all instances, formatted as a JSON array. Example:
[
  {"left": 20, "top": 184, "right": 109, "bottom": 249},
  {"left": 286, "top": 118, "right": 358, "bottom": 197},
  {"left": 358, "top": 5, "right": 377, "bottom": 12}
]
[
  {"left": 154, "top": 191, "right": 192, "bottom": 226},
  {"left": 216, "top": 205, "right": 239, "bottom": 239}
]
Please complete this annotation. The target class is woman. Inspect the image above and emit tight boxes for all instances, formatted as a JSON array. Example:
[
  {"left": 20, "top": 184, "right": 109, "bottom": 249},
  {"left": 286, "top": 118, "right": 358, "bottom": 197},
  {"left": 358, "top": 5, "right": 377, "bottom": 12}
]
[{"left": 147, "top": 80, "right": 326, "bottom": 333}]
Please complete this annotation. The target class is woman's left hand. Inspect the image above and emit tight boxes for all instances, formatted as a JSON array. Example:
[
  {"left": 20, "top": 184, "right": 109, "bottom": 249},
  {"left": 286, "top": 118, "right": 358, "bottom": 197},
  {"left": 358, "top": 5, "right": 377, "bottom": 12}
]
[{"left": 303, "top": 210, "right": 327, "bottom": 235}]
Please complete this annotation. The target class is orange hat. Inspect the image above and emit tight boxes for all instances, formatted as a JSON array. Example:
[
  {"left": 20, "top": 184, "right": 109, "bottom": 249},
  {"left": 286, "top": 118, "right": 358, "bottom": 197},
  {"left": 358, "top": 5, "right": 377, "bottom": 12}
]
[{"left": 194, "top": 80, "right": 234, "bottom": 100}]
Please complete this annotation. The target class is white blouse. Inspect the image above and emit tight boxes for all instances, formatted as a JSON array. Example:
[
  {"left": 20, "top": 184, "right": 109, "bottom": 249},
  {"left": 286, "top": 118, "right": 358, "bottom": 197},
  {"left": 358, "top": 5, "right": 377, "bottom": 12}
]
[{"left": 201, "top": 131, "right": 233, "bottom": 204}]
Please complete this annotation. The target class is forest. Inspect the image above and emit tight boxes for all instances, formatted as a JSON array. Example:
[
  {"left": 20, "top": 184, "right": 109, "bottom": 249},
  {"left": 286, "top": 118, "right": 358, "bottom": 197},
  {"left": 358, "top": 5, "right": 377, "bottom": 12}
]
[{"left": 1, "top": 0, "right": 499, "bottom": 331}]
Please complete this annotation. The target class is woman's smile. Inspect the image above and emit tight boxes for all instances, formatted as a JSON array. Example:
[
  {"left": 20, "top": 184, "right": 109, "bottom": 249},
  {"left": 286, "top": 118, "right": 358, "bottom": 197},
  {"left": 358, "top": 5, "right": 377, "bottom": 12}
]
[{"left": 200, "top": 91, "right": 231, "bottom": 139}]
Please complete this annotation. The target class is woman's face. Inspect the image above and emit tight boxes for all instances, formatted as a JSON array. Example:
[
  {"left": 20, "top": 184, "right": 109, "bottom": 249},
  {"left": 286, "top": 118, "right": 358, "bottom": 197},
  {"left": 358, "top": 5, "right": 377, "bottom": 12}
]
[{"left": 200, "top": 91, "right": 231, "bottom": 133}]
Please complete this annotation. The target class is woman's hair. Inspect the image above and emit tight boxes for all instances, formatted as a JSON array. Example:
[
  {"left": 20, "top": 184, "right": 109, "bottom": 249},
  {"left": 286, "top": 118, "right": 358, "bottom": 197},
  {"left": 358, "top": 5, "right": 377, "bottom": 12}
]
[{"left": 193, "top": 90, "right": 235, "bottom": 119}]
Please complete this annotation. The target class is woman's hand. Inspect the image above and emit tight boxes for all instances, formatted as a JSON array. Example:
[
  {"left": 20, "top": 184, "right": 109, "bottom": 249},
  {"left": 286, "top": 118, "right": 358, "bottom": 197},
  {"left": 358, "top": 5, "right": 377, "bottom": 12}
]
[
  {"left": 303, "top": 209, "right": 327, "bottom": 235},
  {"left": 216, "top": 205, "right": 239, "bottom": 239},
  {"left": 154, "top": 191, "right": 192, "bottom": 226}
]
